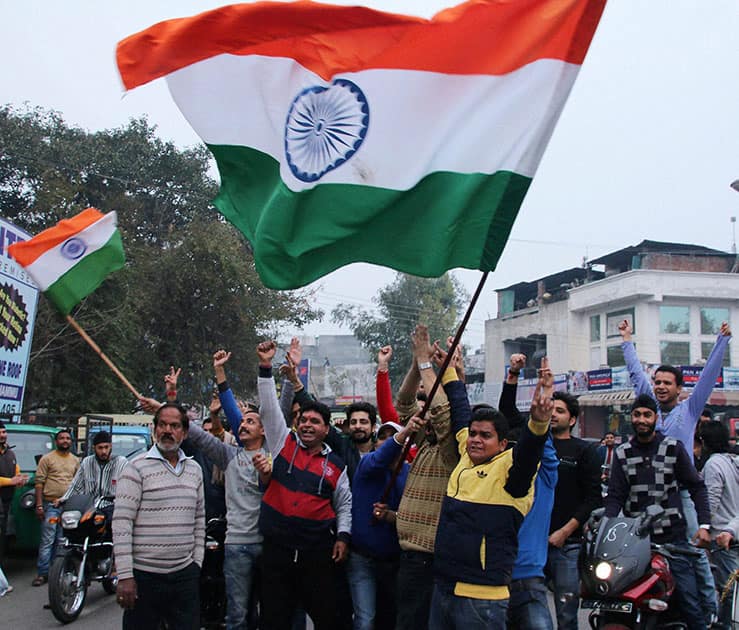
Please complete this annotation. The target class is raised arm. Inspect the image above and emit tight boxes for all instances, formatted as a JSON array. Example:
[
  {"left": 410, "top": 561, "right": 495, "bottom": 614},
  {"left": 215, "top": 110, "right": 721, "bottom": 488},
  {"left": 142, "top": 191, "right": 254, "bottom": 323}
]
[
  {"left": 278, "top": 337, "right": 304, "bottom": 426},
  {"left": 376, "top": 345, "right": 399, "bottom": 422},
  {"left": 187, "top": 422, "right": 235, "bottom": 470},
  {"left": 213, "top": 350, "right": 245, "bottom": 443},
  {"left": 256, "top": 341, "right": 290, "bottom": 454},
  {"left": 505, "top": 357, "right": 552, "bottom": 498},
  {"left": 687, "top": 322, "right": 731, "bottom": 420},
  {"left": 498, "top": 353, "right": 526, "bottom": 430},
  {"left": 619, "top": 320, "right": 654, "bottom": 398},
  {"left": 396, "top": 347, "right": 421, "bottom": 418}
]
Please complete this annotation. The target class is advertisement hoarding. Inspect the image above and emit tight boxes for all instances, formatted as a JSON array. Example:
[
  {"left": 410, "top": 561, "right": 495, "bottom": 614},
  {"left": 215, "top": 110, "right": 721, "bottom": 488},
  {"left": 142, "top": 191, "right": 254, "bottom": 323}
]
[{"left": 0, "top": 218, "right": 39, "bottom": 415}]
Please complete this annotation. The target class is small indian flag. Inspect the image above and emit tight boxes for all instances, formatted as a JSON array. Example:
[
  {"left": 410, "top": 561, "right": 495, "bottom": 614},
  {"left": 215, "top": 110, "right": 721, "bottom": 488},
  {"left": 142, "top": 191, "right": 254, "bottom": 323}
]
[
  {"left": 117, "top": 0, "right": 606, "bottom": 290},
  {"left": 8, "top": 209, "right": 125, "bottom": 315}
]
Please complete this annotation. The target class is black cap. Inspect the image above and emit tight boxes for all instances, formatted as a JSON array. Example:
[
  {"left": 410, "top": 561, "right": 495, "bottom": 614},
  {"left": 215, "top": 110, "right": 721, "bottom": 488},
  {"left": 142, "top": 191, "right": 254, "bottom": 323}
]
[
  {"left": 93, "top": 431, "right": 112, "bottom": 446},
  {"left": 631, "top": 394, "right": 657, "bottom": 414}
]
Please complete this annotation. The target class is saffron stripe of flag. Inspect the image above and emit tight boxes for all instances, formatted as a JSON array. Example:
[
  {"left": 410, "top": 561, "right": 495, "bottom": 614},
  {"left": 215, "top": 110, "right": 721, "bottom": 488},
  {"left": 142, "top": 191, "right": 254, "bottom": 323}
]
[{"left": 117, "top": 0, "right": 606, "bottom": 290}]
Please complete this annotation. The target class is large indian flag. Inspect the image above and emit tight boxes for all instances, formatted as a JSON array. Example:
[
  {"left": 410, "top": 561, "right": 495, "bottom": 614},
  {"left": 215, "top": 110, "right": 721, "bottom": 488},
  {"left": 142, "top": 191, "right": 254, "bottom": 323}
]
[
  {"left": 8, "top": 209, "right": 125, "bottom": 315},
  {"left": 117, "top": 0, "right": 606, "bottom": 290}
]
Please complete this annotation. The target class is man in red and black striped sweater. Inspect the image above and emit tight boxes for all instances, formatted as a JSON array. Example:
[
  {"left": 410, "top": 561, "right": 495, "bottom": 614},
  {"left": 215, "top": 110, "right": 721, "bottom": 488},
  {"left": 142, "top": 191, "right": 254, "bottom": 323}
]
[{"left": 255, "top": 340, "right": 352, "bottom": 630}]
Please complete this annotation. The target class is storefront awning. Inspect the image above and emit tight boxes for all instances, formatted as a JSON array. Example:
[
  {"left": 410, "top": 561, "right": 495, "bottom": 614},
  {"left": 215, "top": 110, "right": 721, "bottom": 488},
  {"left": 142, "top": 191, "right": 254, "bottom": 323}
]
[
  {"left": 577, "top": 390, "right": 634, "bottom": 407},
  {"left": 577, "top": 389, "right": 739, "bottom": 407}
]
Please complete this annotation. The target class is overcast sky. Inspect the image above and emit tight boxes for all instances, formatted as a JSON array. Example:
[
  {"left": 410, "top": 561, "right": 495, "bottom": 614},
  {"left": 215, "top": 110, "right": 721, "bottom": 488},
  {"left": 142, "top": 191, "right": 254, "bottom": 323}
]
[{"left": 2, "top": 0, "right": 738, "bottom": 349}]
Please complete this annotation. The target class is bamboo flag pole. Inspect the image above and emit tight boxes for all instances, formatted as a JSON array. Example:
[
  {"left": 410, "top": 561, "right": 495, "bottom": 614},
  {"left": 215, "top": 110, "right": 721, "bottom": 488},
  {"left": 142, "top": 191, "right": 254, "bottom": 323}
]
[
  {"left": 379, "top": 271, "right": 489, "bottom": 504},
  {"left": 65, "top": 315, "right": 141, "bottom": 399}
]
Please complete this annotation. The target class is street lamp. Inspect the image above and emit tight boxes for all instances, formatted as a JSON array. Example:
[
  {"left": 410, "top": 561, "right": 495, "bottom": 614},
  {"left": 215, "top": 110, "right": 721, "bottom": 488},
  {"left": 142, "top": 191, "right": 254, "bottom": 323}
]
[{"left": 730, "top": 180, "right": 739, "bottom": 254}]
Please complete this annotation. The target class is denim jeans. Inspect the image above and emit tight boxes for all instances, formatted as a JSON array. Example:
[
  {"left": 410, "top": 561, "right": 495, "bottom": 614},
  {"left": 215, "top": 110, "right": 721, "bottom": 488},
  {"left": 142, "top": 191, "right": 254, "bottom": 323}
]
[
  {"left": 667, "top": 539, "right": 704, "bottom": 630},
  {"left": 123, "top": 562, "right": 201, "bottom": 630},
  {"left": 224, "top": 542, "right": 262, "bottom": 630},
  {"left": 36, "top": 502, "right": 63, "bottom": 576},
  {"left": 428, "top": 580, "right": 508, "bottom": 630},
  {"left": 710, "top": 544, "right": 739, "bottom": 630},
  {"left": 545, "top": 543, "right": 580, "bottom": 630},
  {"left": 395, "top": 550, "right": 434, "bottom": 630},
  {"left": 680, "top": 489, "right": 718, "bottom": 624},
  {"left": 507, "top": 577, "right": 554, "bottom": 630},
  {"left": 347, "top": 551, "right": 399, "bottom": 630},
  {"left": 0, "top": 565, "right": 9, "bottom": 596}
]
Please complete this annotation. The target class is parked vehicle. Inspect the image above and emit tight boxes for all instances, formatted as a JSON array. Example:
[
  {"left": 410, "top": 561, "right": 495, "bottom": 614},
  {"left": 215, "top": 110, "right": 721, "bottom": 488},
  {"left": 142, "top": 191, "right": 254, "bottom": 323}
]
[
  {"left": 200, "top": 516, "right": 227, "bottom": 628},
  {"left": 48, "top": 493, "right": 116, "bottom": 623},
  {"left": 4, "top": 424, "right": 58, "bottom": 549},
  {"left": 2, "top": 415, "right": 114, "bottom": 550},
  {"left": 580, "top": 505, "right": 702, "bottom": 629}
]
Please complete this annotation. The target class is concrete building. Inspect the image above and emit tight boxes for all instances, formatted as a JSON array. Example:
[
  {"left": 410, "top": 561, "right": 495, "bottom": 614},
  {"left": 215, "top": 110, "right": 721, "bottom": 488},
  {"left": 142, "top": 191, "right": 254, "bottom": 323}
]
[
  {"left": 485, "top": 240, "right": 739, "bottom": 437},
  {"left": 296, "top": 334, "right": 376, "bottom": 407}
]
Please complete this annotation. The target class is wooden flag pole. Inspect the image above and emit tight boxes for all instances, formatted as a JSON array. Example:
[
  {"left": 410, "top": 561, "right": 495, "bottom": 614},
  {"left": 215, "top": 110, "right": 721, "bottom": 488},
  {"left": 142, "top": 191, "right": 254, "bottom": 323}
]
[
  {"left": 379, "top": 271, "right": 490, "bottom": 504},
  {"left": 65, "top": 315, "right": 141, "bottom": 399}
]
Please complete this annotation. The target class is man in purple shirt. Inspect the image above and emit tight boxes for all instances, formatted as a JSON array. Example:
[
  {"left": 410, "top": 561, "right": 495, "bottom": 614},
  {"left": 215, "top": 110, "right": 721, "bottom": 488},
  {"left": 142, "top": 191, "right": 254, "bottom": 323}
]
[{"left": 619, "top": 319, "right": 731, "bottom": 626}]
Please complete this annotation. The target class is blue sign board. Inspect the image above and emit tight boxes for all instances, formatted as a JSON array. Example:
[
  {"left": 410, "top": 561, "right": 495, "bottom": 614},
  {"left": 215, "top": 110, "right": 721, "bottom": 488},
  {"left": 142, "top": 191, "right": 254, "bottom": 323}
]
[{"left": 0, "top": 218, "right": 39, "bottom": 415}]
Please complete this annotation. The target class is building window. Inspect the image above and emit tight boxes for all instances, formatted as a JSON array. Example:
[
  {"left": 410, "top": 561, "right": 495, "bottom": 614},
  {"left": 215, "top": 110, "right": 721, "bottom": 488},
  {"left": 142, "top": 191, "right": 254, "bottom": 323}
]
[
  {"left": 607, "top": 345, "right": 625, "bottom": 367},
  {"left": 590, "top": 315, "right": 601, "bottom": 342},
  {"left": 606, "top": 308, "right": 634, "bottom": 338},
  {"left": 660, "top": 341, "right": 690, "bottom": 365},
  {"left": 701, "top": 342, "right": 730, "bottom": 367},
  {"left": 659, "top": 306, "right": 690, "bottom": 334},
  {"left": 700, "top": 307, "right": 729, "bottom": 335}
]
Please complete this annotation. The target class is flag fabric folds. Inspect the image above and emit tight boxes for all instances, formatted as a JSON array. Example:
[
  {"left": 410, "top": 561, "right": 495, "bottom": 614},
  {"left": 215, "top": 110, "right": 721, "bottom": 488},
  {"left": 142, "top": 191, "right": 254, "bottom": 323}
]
[
  {"left": 8, "top": 209, "right": 125, "bottom": 315},
  {"left": 117, "top": 0, "right": 606, "bottom": 290}
]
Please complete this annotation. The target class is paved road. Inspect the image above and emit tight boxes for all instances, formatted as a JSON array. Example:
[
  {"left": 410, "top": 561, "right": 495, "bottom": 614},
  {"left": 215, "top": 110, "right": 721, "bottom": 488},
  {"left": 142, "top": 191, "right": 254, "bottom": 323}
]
[
  {"left": 1, "top": 551, "right": 122, "bottom": 629},
  {"left": 1, "top": 551, "right": 592, "bottom": 629}
]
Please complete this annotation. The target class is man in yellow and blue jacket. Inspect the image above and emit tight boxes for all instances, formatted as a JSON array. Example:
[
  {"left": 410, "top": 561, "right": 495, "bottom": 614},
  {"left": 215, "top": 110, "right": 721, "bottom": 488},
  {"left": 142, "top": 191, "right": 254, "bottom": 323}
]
[{"left": 429, "top": 360, "right": 554, "bottom": 630}]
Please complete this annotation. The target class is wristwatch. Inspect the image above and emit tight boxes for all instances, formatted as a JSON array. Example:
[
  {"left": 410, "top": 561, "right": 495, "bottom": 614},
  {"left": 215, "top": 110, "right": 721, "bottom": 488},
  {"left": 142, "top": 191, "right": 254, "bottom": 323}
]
[{"left": 418, "top": 361, "right": 433, "bottom": 371}]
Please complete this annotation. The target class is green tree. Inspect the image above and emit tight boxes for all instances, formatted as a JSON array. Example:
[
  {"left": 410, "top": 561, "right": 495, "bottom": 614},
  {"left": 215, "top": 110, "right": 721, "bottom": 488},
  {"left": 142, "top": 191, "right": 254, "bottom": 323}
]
[
  {"left": 332, "top": 273, "right": 468, "bottom": 390},
  {"left": 1, "top": 104, "right": 321, "bottom": 412}
]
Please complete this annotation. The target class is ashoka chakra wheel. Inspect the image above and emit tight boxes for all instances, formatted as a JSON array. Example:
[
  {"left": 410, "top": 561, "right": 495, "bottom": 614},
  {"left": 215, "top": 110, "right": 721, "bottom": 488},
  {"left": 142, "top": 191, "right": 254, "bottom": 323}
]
[{"left": 285, "top": 78, "right": 369, "bottom": 183}]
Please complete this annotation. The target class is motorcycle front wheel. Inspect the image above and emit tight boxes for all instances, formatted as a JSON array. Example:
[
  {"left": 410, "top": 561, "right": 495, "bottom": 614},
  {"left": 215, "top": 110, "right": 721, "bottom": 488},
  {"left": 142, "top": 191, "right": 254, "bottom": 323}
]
[{"left": 48, "top": 552, "right": 88, "bottom": 623}]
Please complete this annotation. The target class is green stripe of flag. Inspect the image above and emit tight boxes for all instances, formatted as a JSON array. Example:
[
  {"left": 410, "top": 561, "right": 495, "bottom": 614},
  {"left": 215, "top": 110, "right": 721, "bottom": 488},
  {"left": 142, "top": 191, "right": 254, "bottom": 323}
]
[
  {"left": 209, "top": 145, "right": 531, "bottom": 290},
  {"left": 45, "top": 231, "right": 126, "bottom": 315}
]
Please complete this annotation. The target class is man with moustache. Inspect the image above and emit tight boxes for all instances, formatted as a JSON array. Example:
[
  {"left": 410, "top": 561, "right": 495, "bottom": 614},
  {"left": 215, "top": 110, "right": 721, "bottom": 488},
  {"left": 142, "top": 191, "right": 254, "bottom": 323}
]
[
  {"left": 32, "top": 429, "right": 79, "bottom": 586},
  {"left": 60, "top": 430, "right": 128, "bottom": 531},
  {"left": 254, "top": 340, "right": 352, "bottom": 630},
  {"left": 605, "top": 394, "right": 711, "bottom": 630},
  {"left": 619, "top": 319, "right": 731, "bottom": 625},
  {"left": 326, "top": 401, "right": 378, "bottom": 484},
  {"left": 113, "top": 403, "right": 205, "bottom": 630}
]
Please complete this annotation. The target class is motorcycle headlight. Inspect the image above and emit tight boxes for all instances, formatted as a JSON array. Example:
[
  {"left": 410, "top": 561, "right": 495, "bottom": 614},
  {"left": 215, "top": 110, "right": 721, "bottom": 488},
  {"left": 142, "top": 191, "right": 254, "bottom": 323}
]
[
  {"left": 61, "top": 510, "right": 82, "bottom": 529},
  {"left": 594, "top": 561, "right": 613, "bottom": 580}
]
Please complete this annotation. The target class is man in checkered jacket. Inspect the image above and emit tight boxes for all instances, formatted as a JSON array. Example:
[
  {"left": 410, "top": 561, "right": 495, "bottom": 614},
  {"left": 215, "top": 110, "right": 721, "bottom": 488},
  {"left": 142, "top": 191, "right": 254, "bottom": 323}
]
[{"left": 604, "top": 394, "right": 711, "bottom": 630}]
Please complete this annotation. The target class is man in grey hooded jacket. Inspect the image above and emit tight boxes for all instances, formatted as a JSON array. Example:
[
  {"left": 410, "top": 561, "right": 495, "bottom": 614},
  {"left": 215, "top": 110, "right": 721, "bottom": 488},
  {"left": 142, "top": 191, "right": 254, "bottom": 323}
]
[{"left": 700, "top": 421, "right": 739, "bottom": 630}]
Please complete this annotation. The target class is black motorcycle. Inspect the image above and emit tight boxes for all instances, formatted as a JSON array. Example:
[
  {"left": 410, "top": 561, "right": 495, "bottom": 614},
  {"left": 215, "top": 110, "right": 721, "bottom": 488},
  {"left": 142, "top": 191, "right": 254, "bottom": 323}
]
[
  {"left": 580, "top": 505, "right": 702, "bottom": 629},
  {"left": 48, "top": 494, "right": 117, "bottom": 623},
  {"left": 200, "top": 516, "right": 227, "bottom": 628}
]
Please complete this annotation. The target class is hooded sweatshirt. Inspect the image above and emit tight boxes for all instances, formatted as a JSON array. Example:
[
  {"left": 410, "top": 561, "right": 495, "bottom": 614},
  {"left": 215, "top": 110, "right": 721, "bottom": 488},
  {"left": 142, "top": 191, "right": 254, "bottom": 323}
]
[{"left": 703, "top": 451, "right": 739, "bottom": 539}]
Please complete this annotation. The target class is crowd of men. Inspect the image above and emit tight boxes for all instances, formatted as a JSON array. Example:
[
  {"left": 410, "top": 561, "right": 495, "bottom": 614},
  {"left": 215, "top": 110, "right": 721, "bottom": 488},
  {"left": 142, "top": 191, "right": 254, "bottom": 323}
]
[{"left": 0, "top": 320, "right": 737, "bottom": 630}]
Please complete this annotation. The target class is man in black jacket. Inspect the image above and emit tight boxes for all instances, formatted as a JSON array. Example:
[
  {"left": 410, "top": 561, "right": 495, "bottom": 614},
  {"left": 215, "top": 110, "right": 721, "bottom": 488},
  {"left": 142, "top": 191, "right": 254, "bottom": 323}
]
[
  {"left": 546, "top": 391, "right": 601, "bottom": 629},
  {"left": 605, "top": 394, "right": 711, "bottom": 630},
  {"left": 325, "top": 402, "right": 378, "bottom": 484}
]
